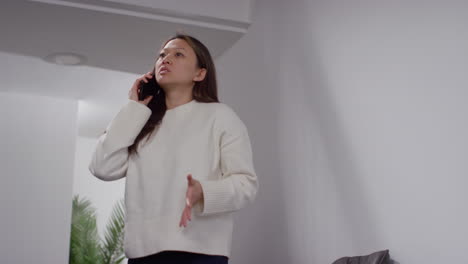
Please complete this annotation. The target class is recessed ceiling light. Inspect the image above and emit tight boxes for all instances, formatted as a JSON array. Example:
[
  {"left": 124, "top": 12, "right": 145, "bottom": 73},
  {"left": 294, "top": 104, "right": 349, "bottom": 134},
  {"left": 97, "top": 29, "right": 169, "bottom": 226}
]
[{"left": 43, "top": 52, "right": 87, "bottom": 66}]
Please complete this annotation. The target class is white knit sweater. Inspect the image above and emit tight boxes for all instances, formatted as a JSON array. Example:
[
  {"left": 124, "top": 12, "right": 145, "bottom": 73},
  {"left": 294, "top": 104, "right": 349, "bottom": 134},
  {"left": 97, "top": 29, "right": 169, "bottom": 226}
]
[{"left": 88, "top": 99, "right": 258, "bottom": 259}]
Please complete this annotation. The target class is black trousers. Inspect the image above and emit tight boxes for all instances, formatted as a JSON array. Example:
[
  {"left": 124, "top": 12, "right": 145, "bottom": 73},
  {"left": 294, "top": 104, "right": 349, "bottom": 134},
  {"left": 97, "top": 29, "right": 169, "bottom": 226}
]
[{"left": 127, "top": 251, "right": 229, "bottom": 264}]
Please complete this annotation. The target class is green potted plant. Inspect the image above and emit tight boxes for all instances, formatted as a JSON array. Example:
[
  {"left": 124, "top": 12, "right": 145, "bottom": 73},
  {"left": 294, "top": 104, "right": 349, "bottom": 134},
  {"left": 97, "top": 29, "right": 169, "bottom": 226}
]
[{"left": 69, "top": 195, "right": 126, "bottom": 264}]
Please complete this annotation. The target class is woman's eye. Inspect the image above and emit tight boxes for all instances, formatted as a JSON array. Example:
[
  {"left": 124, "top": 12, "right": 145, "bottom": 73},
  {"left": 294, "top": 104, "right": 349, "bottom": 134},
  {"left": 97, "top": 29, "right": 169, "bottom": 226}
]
[
  {"left": 158, "top": 53, "right": 165, "bottom": 58},
  {"left": 176, "top": 52, "right": 184, "bottom": 57}
]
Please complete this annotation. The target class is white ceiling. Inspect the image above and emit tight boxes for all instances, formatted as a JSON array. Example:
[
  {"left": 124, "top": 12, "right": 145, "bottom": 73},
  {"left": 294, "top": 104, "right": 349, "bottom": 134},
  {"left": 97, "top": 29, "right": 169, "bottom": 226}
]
[{"left": 0, "top": 0, "right": 252, "bottom": 138}]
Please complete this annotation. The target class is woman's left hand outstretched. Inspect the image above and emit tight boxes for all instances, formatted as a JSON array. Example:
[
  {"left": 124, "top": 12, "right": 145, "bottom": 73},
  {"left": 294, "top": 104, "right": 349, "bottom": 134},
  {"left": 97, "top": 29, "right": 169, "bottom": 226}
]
[{"left": 179, "top": 174, "right": 203, "bottom": 228}]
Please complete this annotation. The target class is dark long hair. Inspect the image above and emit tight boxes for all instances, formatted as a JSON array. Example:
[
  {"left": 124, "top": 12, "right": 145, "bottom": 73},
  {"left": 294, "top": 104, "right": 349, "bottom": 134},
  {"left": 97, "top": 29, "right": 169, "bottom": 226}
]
[{"left": 128, "top": 34, "right": 219, "bottom": 156}]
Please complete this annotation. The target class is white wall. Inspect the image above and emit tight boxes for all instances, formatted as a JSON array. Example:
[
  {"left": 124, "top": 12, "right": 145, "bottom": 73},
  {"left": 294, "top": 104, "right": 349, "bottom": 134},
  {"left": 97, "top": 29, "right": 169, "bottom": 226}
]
[
  {"left": 272, "top": 0, "right": 468, "bottom": 263},
  {"left": 0, "top": 92, "right": 78, "bottom": 263},
  {"left": 214, "top": 1, "right": 289, "bottom": 263},
  {"left": 218, "top": 0, "right": 468, "bottom": 263}
]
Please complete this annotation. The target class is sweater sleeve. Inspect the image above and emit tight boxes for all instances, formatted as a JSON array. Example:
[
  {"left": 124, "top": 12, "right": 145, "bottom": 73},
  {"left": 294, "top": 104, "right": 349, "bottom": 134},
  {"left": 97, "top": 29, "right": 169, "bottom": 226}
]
[
  {"left": 197, "top": 106, "right": 259, "bottom": 215},
  {"left": 88, "top": 100, "right": 152, "bottom": 181}
]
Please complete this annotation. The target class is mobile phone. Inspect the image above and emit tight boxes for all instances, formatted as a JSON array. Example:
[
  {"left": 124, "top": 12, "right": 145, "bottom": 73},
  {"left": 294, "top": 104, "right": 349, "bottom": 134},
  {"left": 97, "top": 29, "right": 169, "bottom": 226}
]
[{"left": 138, "top": 75, "right": 161, "bottom": 101}]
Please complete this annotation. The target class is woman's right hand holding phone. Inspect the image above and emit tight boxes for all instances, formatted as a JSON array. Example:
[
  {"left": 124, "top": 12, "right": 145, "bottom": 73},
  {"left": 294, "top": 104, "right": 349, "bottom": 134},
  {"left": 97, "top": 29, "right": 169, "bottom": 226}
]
[{"left": 129, "top": 71, "right": 154, "bottom": 106}]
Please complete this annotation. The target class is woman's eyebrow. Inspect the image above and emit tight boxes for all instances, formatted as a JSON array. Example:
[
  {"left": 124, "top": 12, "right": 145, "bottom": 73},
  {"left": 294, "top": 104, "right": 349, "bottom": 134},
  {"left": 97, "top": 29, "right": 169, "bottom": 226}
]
[{"left": 161, "top": 48, "right": 186, "bottom": 52}]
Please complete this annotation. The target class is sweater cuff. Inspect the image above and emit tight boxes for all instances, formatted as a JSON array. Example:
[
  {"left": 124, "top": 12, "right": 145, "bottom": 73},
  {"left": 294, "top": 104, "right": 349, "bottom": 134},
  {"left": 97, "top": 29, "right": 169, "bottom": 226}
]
[{"left": 197, "top": 178, "right": 235, "bottom": 216}]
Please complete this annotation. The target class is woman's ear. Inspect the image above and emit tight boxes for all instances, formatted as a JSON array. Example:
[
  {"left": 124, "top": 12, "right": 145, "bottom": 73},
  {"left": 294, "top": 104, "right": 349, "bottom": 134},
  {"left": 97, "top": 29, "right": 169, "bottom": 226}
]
[{"left": 193, "top": 68, "right": 207, "bottom": 82}]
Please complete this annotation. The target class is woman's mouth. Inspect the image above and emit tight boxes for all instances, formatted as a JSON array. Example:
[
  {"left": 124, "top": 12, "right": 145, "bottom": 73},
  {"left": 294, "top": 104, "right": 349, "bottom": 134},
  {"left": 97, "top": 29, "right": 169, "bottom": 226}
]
[{"left": 159, "top": 67, "right": 170, "bottom": 74}]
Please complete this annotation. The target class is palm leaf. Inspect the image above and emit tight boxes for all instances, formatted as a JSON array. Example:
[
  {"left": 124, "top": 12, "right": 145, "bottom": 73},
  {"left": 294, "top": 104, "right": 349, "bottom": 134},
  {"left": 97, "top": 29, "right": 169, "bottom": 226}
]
[
  {"left": 69, "top": 195, "right": 104, "bottom": 264},
  {"left": 101, "top": 198, "right": 126, "bottom": 264}
]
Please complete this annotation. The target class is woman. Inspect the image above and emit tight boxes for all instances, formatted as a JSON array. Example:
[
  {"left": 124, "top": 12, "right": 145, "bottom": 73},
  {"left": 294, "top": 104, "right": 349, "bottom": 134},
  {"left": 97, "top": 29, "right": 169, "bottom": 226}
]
[{"left": 89, "top": 34, "right": 258, "bottom": 264}]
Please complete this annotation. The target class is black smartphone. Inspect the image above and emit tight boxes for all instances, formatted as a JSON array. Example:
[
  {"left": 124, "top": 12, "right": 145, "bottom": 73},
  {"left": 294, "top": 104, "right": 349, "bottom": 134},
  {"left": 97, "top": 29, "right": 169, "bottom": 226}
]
[{"left": 138, "top": 75, "right": 161, "bottom": 101}]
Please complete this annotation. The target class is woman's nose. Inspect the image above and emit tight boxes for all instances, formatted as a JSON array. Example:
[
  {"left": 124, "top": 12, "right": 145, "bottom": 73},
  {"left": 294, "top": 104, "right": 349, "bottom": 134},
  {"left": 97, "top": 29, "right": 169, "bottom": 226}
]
[{"left": 162, "top": 56, "right": 172, "bottom": 65}]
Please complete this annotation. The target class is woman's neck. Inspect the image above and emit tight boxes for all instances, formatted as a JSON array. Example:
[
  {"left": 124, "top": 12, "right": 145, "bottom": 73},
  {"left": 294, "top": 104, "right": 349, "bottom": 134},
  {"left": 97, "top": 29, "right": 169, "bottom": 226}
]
[{"left": 164, "top": 87, "right": 193, "bottom": 110}]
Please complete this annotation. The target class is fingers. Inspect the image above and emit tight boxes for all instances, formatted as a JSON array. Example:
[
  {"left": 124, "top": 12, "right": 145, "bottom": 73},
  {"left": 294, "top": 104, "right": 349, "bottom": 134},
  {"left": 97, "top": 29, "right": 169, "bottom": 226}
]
[
  {"left": 186, "top": 206, "right": 192, "bottom": 221},
  {"left": 180, "top": 174, "right": 196, "bottom": 228},
  {"left": 187, "top": 174, "right": 194, "bottom": 186},
  {"left": 142, "top": 72, "right": 153, "bottom": 83},
  {"left": 139, "top": 72, "right": 153, "bottom": 84},
  {"left": 179, "top": 208, "right": 184, "bottom": 227},
  {"left": 186, "top": 185, "right": 193, "bottom": 207},
  {"left": 179, "top": 214, "right": 184, "bottom": 228},
  {"left": 129, "top": 72, "right": 155, "bottom": 102},
  {"left": 179, "top": 211, "right": 184, "bottom": 227},
  {"left": 133, "top": 72, "right": 153, "bottom": 87},
  {"left": 140, "top": 75, "right": 150, "bottom": 83},
  {"left": 179, "top": 206, "right": 192, "bottom": 228},
  {"left": 143, "top": 95, "right": 153, "bottom": 105}
]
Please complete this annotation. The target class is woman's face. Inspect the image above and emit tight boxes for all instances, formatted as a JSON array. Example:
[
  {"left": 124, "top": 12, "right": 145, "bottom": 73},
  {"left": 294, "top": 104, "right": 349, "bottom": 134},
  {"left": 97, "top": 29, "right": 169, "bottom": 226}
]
[{"left": 155, "top": 38, "right": 206, "bottom": 89}]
